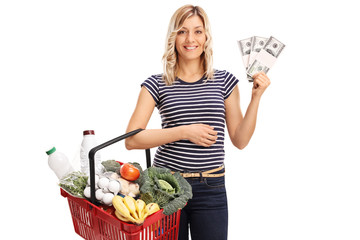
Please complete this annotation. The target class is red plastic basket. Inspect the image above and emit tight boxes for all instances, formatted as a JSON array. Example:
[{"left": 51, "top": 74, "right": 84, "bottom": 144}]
[
  {"left": 61, "top": 189, "right": 181, "bottom": 240},
  {"left": 60, "top": 129, "right": 182, "bottom": 240}
]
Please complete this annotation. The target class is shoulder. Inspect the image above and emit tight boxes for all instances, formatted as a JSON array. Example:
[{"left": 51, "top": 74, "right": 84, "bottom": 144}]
[
  {"left": 212, "top": 69, "right": 239, "bottom": 85},
  {"left": 145, "top": 73, "right": 163, "bottom": 83},
  {"left": 212, "top": 69, "right": 237, "bottom": 80},
  {"left": 142, "top": 74, "right": 165, "bottom": 88},
  {"left": 213, "top": 69, "right": 239, "bottom": 99}
]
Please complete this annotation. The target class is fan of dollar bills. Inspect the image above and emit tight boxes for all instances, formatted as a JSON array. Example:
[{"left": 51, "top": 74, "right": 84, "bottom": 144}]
[{"left": 238, "top": 36, "right": 285, "bottom": 82}]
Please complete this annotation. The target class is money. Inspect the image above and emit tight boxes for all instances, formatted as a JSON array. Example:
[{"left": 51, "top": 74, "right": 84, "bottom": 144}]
[
  {"left": 247, "top": 36, "right": 285, "bottom": 78},
  {"left": 247, "top": 59, "right": 270, "bottom": 76},
  {"left": 237, "top": 37, "right": 252, "bottom": 69},
  {"left": 248, "top": 36, "right": 268, "bottom": 68},
  {"left": 238, "top": 35, "right": 285, "bottom": 82}
]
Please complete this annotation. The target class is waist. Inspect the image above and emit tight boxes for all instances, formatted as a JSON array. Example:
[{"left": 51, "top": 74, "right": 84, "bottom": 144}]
[{"left": 172, "top": 165, "right": 225, "bottom": 178}]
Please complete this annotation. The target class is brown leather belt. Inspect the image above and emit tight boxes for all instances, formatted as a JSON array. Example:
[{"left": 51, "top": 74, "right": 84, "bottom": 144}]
[{"left": 172, "top": 165, "right": 225, "bottom": 178}]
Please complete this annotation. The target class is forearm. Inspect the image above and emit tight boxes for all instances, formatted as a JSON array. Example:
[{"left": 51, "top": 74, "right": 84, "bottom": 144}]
[
  {"left": 234, "top": 97, "right": 261, "bottom": 149},
  {"left": 125, "top": 126, "right": 185, "bottom": 150}
]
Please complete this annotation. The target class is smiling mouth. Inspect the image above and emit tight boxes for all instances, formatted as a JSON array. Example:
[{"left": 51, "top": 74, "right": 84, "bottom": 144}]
[{"left": 184, "top": 46, "right": 198, "bottom": 50}]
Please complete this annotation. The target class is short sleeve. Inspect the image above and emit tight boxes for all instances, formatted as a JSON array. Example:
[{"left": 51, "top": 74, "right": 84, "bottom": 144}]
[
  {"left": 141, "top": 75, "right": 160, "bottom": 106},
  {"left": 223, "top": 71, "right": 239, "bottom": 99}
]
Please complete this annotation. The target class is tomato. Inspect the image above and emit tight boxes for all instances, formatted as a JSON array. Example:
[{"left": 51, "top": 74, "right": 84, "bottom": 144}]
[{"left": 120, "top": 163, "right": 140, "bottom": 181}]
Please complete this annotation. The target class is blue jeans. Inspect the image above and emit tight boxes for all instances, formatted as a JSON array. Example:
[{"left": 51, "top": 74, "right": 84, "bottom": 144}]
[{"left": 178, "top": 169, "right": 228, "bottom": 240}]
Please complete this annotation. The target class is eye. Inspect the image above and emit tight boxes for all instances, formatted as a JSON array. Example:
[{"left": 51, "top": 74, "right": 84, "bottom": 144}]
[
  {"left": 195, "top": 30, "right": 203, "bottom": 34},
  {"left": 177, "top": 30, "right": 186, "bottom": 35}
]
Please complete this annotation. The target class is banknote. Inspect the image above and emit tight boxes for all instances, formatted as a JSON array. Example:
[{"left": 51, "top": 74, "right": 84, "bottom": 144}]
[
  {"left": 237, "top": 37, "right": 252, "bottom": 69},
  {"left": 262, "top": 36, "right": 285, "bottom": 58},
  {"left": 246, "top": 36, "right": 285, "bottom": 80},
  {"left": 248, "top": 36, "right": 268, "bottom": 68}
]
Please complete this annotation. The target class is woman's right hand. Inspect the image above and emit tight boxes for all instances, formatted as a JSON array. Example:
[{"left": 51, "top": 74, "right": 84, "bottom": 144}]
[{"left": 181, "top": 124, "right": 218, "bottom": 147}]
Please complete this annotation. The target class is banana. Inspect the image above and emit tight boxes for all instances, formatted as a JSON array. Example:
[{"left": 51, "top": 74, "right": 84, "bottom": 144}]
[
  {"left": 123, "top": 196, "right": 139, "bottom": 219},
  {"left": 112, "top": 195, "right": 137, "bottom": 223},
  {"left": 145, "top": 203, "right": 160, "bottom": 216},
  {"left": 115, "top": 210, "right": 132, "bottom": 222},
  {"left": 112, "top": 195, "right": 160, "bottom": 225},
  {"left": 142, "top": 202, "right": 160, "bottom": 219},
  {"left": 136, "top": 199, "right": 146, "bottom": 219}
]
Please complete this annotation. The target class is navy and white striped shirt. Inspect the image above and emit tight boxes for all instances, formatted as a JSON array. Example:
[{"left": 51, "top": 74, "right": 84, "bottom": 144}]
[{"left": 141, "top": 69, "right": 239, "bottom": 172}]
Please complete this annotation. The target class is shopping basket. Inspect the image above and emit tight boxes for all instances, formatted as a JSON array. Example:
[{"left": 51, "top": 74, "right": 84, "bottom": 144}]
[{"left": 61, "top": 129, "right": 182, "bottom": 240}]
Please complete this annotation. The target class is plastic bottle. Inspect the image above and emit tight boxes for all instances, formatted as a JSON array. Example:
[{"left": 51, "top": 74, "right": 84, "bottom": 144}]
[
  {"left": 46, "top": 147, "right": 74, "bottom": 179},
  {"left": 80, "top": 130, "right": 103, "bottom": 175}
]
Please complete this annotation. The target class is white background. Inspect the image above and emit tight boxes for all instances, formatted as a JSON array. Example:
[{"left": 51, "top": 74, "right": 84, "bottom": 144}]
[{"left": 1, "top": 0, "right": 359, "bottom": 239}]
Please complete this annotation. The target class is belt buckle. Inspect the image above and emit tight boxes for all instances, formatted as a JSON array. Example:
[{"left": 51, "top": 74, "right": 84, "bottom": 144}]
[{"left": 199, "top": 170, "right": 204, "bottom": 182}]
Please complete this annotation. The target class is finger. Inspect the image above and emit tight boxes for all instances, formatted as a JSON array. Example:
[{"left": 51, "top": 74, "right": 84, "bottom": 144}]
[
  {"left": 258, "top": 72, "right": 270, "bottom": 83},
  {"left": 255, "top": 77, "right": 266, "bottom": 86},
  {"left": 197, "top": 139, "right": 210, "bottom": 147},
  {"left": 200, "top": 131, "right": 217, "bottom": 141},
  {"left": 255, "top": 72, "right": 269, "bottom": 80},
  {"left": 259, "top": 71, "right": 267, "bottom": 77},
  {"left": 251, "top": 73, "right": 259, "bottom": 80},
  {"left": 253, "top": 71, "right": 266, "bottom": 78},
  {"left": 202, "top": 138, "right": 216, "bottom": 147},
  {"left": 254, "top": 76, "right": 269, "bottom": 87},
  {"left": 206, "top": 134, "right": 218, "bottom": 141},
  {"left": 257, "top": 76, "right": 271, "bottom": 87},
  {"left": 253, "top": 77, "right": 263, "bottom": 87},
  {"left": 255, "top": 73, "right": 266, "bottom": 81},
  {"left": 202, "top": 125, "right": 217, "bottom": 135},
  {"left": 203, "top": 124, "right": 214, "bottom": 130},
  {"left": 208, "top": 129, "right": 217, "bottom": 136}
]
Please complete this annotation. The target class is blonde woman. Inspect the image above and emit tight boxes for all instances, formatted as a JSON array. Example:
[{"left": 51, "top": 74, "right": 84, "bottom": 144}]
[{"left": 125, "top": 5, "right": 270, "bottom": 240}]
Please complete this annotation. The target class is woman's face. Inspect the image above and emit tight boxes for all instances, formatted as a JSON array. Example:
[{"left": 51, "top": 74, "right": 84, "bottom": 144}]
[{"left": 175, "top": 15, "right": 206, "bottom": 63}]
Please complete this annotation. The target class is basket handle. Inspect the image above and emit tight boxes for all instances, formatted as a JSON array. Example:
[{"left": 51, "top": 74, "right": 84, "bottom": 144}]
[{"left": 88, "top": 128, "right": 150, "bottom": 205}]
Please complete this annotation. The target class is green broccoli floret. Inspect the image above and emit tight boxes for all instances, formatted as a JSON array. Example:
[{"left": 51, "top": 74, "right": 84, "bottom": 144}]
[{"left": 101, "top": 160, "right": 121, "bottom": 172}]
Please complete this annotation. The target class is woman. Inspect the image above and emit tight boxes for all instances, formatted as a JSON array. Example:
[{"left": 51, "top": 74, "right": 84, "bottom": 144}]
[{"left": 125, "top": 4, "right": 270, "bottom": 240}]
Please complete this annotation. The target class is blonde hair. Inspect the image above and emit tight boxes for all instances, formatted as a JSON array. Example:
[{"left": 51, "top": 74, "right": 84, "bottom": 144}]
[{"left": 162, "top": 5, "right": 214, "bottom": 85}]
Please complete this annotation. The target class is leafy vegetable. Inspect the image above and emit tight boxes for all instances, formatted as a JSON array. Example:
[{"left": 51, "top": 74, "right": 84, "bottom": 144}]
[
  {"left": 137, "top": 167, "right": 192, "bottom": 215},
  {"left": 59, "top": 171, "right": 88, "bottom": 198},
  {"left": 101, "top": 160, "right": 121, "bottom": 172},
  {"left": 158, "top": 179, "right": 175, "bottom": 194}
]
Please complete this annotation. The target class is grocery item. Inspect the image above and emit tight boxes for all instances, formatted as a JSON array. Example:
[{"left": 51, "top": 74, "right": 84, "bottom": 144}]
[
  {"left": 112, "top": 195, "right": 137, "bottom": 223},
  {"left": 108, "top": 180, "right": 121, "bottom": 194},
  {"left": 83, "top": 173, "right": 122, "bottom": 205},
  {"left": 101, "top": 160, "right": 121, "bottom": 172},
  {"left": 120, "top": 163, "right": 140, "bottom": 181},
  {"left": 112, "top": 195, "right": 160, "bottom": 225},
  {"left": 109, "top": 172, "right": 140, "bottom": 197},
  {"left": 123, "top": 196, "right": 139, "bottom": 219},
  {"left": 102, "top": 192, "right": 115, "bottom": 205},
  {"left": 135, "top": 199, "right": 146, "bottom": 219},
  {"left": 80, "top": 130, "right": 103, "bottom": 175},
  {"left": 46, "top": 147, "right": 74, "bottom": 179},
  {"left": 137, "top": 167, "right": 192, "bottom": 215},
  {"left": 59, "top": 171, "right": 88, "bottom": 198}
]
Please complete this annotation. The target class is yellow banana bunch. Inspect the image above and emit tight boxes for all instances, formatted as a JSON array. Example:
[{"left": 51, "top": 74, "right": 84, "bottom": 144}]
[{"left": 112, "top": 195, "right": 160, "bottom": 225}]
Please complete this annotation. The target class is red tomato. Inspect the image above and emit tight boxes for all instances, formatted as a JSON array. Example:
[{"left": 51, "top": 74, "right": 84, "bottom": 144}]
[{"left": 120, "top": 163, "right": 140, "bottom": 181}]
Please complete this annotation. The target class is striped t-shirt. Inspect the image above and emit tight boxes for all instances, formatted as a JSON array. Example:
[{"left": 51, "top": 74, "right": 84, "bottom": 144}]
[{"left": 141, "top": 69, "right": 239, "bottom": 172}]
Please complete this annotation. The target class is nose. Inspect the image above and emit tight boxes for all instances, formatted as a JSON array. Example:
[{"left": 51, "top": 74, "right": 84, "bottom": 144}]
[{"left": 186, "top": 32, "right": 195, "bottom": 43}]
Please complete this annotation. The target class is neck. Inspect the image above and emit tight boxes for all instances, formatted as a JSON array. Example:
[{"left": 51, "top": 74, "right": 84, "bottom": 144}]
[{"left": 177, "top": 57, "right": 204, "bottom": 80}]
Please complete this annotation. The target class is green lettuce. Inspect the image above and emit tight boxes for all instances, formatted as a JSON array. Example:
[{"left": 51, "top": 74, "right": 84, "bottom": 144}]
[{"left": 136, "top": 167, "right": 192, "bottom": 215}]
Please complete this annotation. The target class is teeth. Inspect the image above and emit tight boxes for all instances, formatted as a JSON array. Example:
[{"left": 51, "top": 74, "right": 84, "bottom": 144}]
[{"left": 185, "top": 46, "right": 196, "bottom": 50}]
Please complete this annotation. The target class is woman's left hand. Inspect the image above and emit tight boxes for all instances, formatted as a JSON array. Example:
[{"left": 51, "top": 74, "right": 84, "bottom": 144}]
[{"left": 251, "top": 72, "right": 271, "bottom": 100}]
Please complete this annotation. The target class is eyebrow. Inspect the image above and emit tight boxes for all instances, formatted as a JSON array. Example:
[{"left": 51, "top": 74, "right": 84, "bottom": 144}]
[{"left": 181, "top": 26, "right": 204, "bottom": 30}]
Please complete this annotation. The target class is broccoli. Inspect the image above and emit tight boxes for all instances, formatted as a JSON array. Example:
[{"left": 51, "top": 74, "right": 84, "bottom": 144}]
[{"left": 101, "top": 160, "right": 121, "bottom": 172}]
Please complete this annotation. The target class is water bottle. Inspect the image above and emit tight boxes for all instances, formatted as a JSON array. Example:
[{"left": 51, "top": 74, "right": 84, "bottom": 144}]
[
  {"left": 80, "top": 130, "right": 103, "bottom": 175},
  {"left": 46, "top": 147, "right": 74, "bottom": 179}
]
